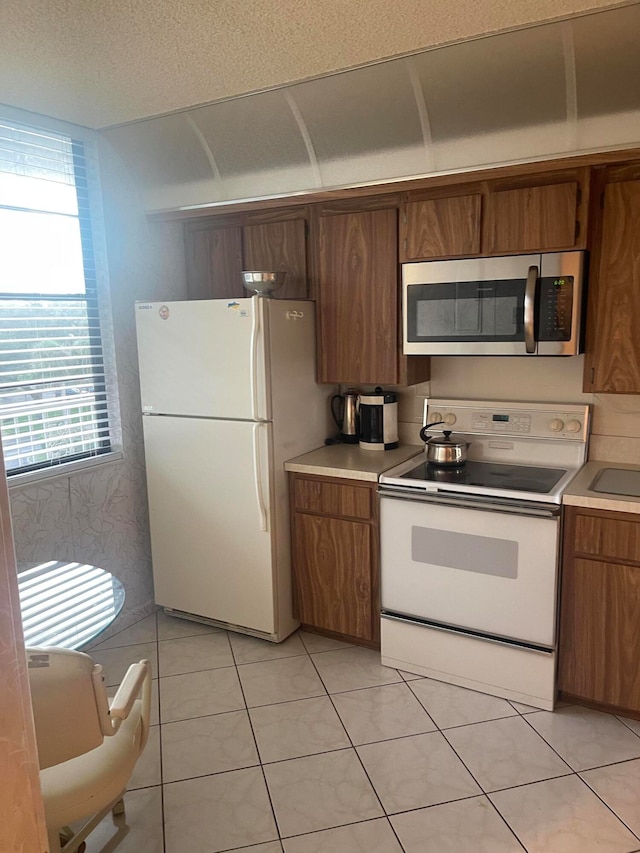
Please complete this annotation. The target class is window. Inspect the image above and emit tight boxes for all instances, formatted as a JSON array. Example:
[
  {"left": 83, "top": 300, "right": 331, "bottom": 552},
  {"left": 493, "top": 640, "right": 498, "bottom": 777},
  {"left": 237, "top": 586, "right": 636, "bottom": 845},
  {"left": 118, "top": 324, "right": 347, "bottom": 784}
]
[{"left": 0, "top": 116, "right": 117, "bottom": 478}]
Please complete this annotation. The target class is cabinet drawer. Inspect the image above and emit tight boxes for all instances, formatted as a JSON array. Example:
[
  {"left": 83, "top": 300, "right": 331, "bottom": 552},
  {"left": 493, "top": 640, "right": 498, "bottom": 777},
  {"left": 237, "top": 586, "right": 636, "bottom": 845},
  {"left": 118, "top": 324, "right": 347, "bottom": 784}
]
[
  {"left": 293, "top": 477, "right": 373, "bottom": 520},
  {"left": 574, "top": 512, "right": 640, "bottom": 564}
]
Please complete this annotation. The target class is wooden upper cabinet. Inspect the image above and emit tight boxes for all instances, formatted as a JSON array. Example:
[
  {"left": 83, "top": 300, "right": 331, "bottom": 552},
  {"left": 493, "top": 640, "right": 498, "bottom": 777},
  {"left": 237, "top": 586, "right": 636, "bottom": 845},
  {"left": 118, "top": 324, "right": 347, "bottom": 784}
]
[
  {"left": 401, "top": 194, "right": 482, "bottom": 261},
  {"left": 243, "top": 218, "right": 308, "bottom": 299},
  {"left": 316, "top": 208, "right": 399, "bottom": 385},
  {"left": 485, "top": 181, "right": 579, "bottom": 254},
  {"left": 184, "top": 222, "right": 244, "bottom": 300},
  {"left": 585, "top": 179, "right": 640, "bottom": 393}
]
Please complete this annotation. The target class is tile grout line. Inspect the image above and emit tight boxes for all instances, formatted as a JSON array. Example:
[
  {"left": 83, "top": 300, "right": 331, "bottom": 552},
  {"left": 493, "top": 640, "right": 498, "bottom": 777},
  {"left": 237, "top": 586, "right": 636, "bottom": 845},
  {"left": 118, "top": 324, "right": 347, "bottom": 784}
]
[
  {"left": 404, "top": 678, "right": 530, "bottom": 852},
  {"left": 304, "top": 648, "right": 409, "bottom": 852},
  {"left": 229, "top": 630, "right": 285, "bottom": 849}
]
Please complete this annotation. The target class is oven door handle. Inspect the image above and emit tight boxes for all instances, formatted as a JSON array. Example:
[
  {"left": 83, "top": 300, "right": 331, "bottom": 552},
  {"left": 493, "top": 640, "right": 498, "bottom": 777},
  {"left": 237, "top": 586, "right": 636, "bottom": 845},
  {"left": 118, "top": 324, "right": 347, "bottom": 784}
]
[{"left": 378, "top": 488, "right": 561, "bottom": 518}]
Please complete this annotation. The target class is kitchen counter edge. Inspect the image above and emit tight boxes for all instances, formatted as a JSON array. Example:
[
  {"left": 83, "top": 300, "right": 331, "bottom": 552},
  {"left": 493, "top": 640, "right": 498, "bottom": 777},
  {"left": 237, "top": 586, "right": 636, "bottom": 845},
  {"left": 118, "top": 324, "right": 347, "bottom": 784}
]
[
  {"left": 284, "top": 443, "right": 423, "bottom": 482},
  {"left": 563, "top": 460, "right": 640, "bottom": 515}
]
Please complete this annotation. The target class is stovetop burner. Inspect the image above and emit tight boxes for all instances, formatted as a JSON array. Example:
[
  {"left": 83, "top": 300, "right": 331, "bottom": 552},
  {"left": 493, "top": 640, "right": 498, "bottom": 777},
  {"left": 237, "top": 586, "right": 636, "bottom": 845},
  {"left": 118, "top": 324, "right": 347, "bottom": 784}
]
[{"left": 400, "top": 460, "right": 568, "bottom": 494}]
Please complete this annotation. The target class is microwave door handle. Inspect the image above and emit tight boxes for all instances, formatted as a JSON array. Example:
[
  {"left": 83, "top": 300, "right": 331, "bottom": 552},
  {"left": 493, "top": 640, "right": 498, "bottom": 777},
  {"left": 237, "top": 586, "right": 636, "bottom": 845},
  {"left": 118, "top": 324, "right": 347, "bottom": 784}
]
[{"left": 524, "top": 265, "right": 538, "bottom": 354}]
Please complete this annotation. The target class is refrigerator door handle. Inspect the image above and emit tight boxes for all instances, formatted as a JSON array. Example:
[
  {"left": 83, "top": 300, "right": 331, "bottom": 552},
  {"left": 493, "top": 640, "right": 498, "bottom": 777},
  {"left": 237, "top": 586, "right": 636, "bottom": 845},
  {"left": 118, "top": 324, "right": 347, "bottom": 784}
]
[
  {"left": 249, "top": 297, "right": 260, "bottom": 421},
  {"left": 253, "top": 423, "right": 268, "bottom": 532}
]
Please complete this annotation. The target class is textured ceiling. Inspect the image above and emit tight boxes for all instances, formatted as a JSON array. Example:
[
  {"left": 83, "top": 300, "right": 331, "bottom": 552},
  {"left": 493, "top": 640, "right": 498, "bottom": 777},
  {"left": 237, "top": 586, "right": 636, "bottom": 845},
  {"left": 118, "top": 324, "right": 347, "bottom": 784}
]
[{"left": 0, "top": 0, "right": 633, "bottom": 128}]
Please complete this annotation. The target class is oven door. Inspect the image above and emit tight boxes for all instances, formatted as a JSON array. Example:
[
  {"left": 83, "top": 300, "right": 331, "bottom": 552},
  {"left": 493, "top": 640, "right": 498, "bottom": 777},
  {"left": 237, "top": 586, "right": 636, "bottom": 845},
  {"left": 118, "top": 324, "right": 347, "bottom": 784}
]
[
  {"left": 380, "top": 491, "right": 561, "bottom": 649},
  {"left": 402, "top": 255, "right": 537, "bottom": 356}
]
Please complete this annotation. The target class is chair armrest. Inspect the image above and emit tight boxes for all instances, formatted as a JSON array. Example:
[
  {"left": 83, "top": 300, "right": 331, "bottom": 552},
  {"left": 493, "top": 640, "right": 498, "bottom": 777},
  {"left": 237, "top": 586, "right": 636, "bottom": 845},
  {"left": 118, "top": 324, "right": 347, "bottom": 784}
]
[{"left": 109, "top": 660, "right": 151, "bottom": 723}]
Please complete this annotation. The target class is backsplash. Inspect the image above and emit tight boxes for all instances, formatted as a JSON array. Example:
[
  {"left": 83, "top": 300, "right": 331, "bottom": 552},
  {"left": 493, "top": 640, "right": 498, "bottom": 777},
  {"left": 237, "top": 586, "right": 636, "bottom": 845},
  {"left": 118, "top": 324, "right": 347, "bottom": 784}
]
[{"left": 394, "top": 357, "right": 640, "bottom": 464}]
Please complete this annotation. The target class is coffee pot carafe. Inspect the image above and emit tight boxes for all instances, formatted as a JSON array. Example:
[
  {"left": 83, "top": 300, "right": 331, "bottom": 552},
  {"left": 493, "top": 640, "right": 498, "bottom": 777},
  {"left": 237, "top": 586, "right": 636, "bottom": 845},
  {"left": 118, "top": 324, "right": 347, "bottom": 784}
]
[
  {"left": 358, "top": 387, "right": 399, "bottom": 451},
  {"left": 330, "top": 388, "right": 359, "bottom": 444}
]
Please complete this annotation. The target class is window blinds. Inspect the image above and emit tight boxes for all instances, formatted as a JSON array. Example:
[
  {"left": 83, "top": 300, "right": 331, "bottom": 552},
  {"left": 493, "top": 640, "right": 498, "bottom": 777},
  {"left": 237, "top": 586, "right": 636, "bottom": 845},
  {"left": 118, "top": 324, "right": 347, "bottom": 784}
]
[{"left": 0, "top": 120, "right": 112, "bottom": 475}]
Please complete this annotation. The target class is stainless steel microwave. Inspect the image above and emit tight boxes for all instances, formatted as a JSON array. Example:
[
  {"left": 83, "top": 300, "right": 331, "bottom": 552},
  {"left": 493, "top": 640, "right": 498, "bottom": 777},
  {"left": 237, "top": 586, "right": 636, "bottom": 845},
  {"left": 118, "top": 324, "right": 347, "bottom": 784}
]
[{"left": 402, "top": 251, "right": 586, "bottom": 356}]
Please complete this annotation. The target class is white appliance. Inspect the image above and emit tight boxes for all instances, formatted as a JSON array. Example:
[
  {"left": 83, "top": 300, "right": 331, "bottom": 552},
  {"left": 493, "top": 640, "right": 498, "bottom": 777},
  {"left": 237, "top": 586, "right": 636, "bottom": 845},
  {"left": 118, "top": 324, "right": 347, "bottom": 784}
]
[
  {"left": 379, "top": 398, "right": 590, "bottom": 710},
  {"left": 135, "top": 297, "right": 329, "bottom": 642}
]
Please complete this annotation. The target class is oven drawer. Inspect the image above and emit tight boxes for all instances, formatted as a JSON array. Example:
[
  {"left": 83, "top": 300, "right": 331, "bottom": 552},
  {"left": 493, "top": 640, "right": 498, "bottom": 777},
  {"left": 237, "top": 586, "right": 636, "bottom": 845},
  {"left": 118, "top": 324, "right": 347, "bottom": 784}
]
[{"left": 380, "top": 494, "right": 560, "bottom": 648}]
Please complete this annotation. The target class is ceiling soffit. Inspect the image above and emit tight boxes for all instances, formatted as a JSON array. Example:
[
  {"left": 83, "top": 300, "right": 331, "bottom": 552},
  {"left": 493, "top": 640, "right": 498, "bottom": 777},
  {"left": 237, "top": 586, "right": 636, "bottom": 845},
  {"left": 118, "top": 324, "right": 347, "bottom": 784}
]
[{"left": 100, "top": 4, "right": 640, "bottom": 211}]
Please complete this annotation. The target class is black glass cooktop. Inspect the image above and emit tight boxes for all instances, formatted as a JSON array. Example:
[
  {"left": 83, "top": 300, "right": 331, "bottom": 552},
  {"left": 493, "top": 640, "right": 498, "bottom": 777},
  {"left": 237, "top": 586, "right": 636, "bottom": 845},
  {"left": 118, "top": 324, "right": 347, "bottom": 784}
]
[{"left": 399, "top": 460, "right": 567, "bottom": 494}]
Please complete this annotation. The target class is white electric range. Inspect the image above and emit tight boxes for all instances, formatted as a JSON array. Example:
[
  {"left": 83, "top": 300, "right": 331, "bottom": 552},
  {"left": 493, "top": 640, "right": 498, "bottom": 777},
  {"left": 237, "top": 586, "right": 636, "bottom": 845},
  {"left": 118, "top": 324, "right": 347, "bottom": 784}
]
[{"left": 378, "top": 398, "right": 590, "bottom": 710}]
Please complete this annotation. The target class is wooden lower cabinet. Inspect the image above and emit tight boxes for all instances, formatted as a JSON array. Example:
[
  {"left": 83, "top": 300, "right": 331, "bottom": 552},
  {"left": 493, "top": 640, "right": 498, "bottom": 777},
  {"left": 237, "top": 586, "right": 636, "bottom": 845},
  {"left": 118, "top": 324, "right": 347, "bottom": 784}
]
[
  {"left": 290, "top": 473, "right": 380, "bottom": 648},
  {"left": 558, "top": 506, "right": 640, "bottom": 717}
]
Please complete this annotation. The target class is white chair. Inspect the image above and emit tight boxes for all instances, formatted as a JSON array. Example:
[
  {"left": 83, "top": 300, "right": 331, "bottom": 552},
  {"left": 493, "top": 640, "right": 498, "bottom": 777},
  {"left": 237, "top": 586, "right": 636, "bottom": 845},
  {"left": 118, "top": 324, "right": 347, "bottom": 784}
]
[{"left": 27, "top": 647, "right": 152, "bottom": 853}]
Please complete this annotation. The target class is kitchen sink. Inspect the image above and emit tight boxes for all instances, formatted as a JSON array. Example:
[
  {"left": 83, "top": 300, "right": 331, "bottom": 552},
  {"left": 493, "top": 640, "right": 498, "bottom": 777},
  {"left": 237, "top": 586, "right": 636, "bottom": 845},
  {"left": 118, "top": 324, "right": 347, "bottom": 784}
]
[{"left": 589, "top": 467, "right": 640, "bottom": 497}]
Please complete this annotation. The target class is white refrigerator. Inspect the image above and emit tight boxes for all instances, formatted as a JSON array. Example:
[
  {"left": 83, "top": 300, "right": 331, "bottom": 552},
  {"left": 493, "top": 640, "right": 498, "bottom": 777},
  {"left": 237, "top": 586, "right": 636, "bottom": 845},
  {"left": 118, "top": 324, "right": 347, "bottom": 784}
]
[{"left": 135, "top": 297, "right": 330, "bottom": 642}]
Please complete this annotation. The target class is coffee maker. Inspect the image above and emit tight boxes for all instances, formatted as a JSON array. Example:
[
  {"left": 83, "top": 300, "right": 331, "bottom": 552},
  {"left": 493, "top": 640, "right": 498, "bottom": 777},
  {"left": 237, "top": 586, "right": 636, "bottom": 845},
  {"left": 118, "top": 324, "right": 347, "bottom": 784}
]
[{"left": 358, "top": 387, "right": 399, "bottom": 450}]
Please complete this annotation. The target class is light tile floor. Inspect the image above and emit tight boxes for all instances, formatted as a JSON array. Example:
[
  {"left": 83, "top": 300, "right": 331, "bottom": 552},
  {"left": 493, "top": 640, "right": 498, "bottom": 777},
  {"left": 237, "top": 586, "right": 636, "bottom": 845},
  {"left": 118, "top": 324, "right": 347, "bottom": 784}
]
[{"left": 79, "top": 611, "right": 640, "bottom": 853}]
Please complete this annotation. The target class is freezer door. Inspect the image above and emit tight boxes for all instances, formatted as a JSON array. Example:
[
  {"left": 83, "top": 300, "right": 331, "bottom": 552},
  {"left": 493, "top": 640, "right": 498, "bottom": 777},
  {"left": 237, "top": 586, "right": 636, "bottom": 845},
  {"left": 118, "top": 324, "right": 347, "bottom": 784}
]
[
  {"left": 135, "top": 298, "right": 268, "bottom": 420},
  {"left": 143, "top": 415, "right": 276, "bottom": 634}
]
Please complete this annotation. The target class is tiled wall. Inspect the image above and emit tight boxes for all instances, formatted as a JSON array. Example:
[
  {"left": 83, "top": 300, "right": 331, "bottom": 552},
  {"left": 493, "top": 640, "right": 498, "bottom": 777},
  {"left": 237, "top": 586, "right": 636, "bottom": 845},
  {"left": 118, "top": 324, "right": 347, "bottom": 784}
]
[{"left": 8, "top": 140, "right": 188, "bottom": 634}]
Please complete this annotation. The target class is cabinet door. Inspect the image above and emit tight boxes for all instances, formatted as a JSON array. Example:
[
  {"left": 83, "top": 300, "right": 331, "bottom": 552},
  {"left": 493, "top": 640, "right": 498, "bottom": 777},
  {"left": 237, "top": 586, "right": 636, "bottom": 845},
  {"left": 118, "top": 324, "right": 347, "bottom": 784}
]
[
  {"left": 292, "top": 513, "right": 374, "bottom": 641},
  {"left": 485, "top": 182, "right": 578, "bottom": 254},
  {"left": 586, "top": 180, "right": 640, "bottom": 393},
  {"left": 558, "top": 556, "right": 640, "bottom": 711},
  {"left": 184, "top": 223, "right": 244, "bottom": 299},
  {"left": 317, "top": 208, "right": 398, "bottom": 385},
  {"left": 243, "top": 219, "right": 308, "bottom": 299},
  {"left": 401, "top": 194, "right": 482, "bottom": 261}
]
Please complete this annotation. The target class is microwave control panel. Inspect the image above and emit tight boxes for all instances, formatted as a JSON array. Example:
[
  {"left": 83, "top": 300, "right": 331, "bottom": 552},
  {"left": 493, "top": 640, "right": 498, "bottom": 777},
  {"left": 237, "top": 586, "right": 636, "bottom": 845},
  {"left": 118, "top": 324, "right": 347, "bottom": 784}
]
[{"left": 538, "top": 277, "right": 574, "bottom": 341}]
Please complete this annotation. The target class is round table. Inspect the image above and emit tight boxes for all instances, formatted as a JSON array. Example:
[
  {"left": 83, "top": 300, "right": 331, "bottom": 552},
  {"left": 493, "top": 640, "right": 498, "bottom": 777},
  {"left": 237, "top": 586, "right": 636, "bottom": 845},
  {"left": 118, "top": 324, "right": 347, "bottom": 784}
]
[{"left": 18, "top": 560, "right": 125, "bottom": 650}]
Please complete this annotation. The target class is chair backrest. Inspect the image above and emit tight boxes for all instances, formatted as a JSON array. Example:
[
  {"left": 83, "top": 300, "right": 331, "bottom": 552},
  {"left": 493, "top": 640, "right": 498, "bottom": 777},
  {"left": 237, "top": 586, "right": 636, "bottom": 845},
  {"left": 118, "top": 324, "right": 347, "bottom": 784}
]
[{"left": 27, "top": 647, "right": 109, "bottom": 770}]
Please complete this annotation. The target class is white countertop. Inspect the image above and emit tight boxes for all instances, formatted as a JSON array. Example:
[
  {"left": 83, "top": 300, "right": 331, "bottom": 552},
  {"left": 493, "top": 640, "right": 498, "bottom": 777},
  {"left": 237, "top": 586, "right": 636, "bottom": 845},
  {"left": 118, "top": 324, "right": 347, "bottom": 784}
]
[
  {"left": 563, "top": 460, "right": 640, "bottom": 515},
  {"left": 284, "top": 443, "right": 423, "bottom": 482}
]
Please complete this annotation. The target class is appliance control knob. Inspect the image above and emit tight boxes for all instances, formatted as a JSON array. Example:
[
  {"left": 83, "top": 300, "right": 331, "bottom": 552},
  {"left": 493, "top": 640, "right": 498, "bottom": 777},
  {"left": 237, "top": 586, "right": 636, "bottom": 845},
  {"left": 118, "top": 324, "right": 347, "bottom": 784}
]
[
  {"left": 566, "top": 419, "right": 582, "bottom": 433},
  {"left": 443, "top": 413, "right": 457, "bottom": 426},
  {"left": 429, "top": 411, "right": 443, "bottom": 423},
  {"left": 549, "top": 418, "right": 565, "bottom": 432}
]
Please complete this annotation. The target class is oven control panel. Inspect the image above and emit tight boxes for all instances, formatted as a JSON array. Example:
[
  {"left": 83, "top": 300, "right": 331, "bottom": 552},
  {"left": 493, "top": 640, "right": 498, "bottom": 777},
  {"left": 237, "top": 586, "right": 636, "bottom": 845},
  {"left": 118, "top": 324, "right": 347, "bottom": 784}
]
[
  {"left": 425, "top": 399, "right": 589, "bottom": 441},
  {"left": 472, "top": 412, "right": 531, "bottom": 434}
]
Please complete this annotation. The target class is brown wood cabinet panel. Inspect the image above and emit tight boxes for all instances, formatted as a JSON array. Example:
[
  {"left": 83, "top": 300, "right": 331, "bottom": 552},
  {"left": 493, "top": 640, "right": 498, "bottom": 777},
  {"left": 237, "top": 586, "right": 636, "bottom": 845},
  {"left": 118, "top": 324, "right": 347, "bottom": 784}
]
[
  {"left": 292, "top": 513, "right": 374, "bottom": 641},
  {"left": 485, "top": 182, "right": 578, "bottom": 254},
  {"left": 401, "top": 195, "right": 482, "bottom": 260},
  {"left": 316, "top": 208, "right": 398, "bottom": 385},
  {"left": 293, "top": 477, "right": 372, "bottom": 520},
  {"left": 558, "top": 556, "right": 640, "bottom": 710},
  {"left": 243, "top": 219, "right": 308, "bottom": 299},
  {"left": 573, "top": 511, "right": 640, "bottom": 564},
  {"left": 184, "top": 223, "right": 244, "bottom": 299},
  {"left": 585, "top": 180, "right": 640, "bottom": 393}
]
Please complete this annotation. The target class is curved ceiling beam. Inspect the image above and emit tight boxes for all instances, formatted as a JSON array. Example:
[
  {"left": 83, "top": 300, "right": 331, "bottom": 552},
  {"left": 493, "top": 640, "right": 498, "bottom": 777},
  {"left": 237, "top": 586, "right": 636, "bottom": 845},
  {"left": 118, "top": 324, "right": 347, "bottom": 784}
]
[
  {"left": 562, "top": 21, "right": 579, "bottom": 152},
  {"left": 407, "top": 56, "right": 436, "bottom": 173},
  {"left": 184, "top": 113, "right": 224, "bottom": 189},
  {"left": 283, "top": 91, "right": 323, "bottom": 188}
]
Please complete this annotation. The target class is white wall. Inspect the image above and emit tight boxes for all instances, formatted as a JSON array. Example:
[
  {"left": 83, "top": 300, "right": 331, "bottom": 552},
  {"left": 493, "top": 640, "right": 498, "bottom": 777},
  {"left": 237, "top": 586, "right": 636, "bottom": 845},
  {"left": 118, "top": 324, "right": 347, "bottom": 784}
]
[{"left": 8, "top": 138, "right": 188, "bottom": 635}]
